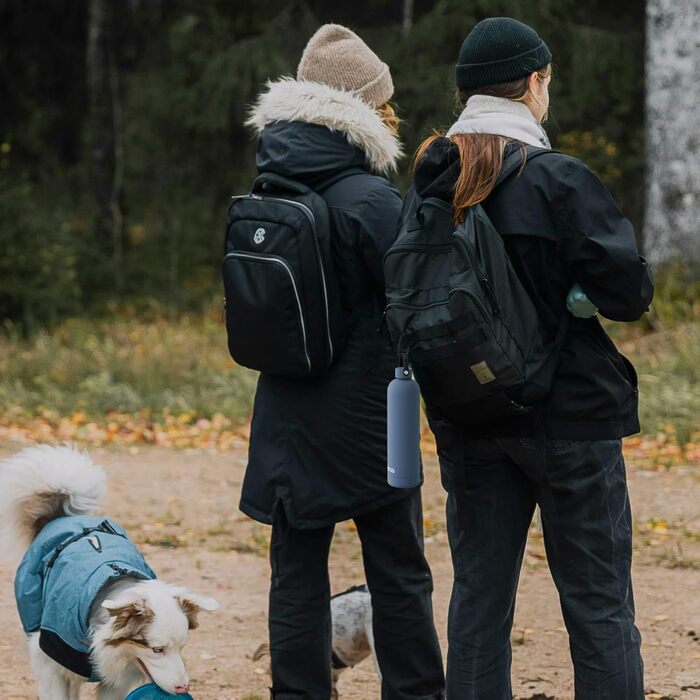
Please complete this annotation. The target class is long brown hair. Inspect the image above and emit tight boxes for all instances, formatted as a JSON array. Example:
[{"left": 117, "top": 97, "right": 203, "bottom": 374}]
[
  {"left": 376, "top": 101, "right": 401, "bottom": 135},
  {"left": 415, "top": 66, "right": 550, "bottom": 223}
]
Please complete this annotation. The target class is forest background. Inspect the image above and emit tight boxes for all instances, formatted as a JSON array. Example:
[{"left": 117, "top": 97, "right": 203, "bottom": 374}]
[{"left": 0, "top": 0, "right": 697, "bottom": 457}]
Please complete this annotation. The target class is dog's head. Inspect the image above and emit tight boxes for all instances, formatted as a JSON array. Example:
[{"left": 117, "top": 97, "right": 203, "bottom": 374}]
[{"left": 95, "top": 579, "right": 219, "bottom": 695}]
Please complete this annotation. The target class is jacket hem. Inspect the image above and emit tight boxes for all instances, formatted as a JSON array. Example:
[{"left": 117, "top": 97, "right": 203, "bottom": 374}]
[
  {"left": 542, "top": 417, "right": 641, "bottom": 440},
  {"left": 239, "top": 486, "right": 418, "bottom": 529},
  {"left": 437, "top": 413, "right": 641, "bottom": 441}
]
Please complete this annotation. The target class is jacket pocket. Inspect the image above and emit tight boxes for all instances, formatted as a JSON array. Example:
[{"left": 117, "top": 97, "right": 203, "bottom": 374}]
[
  {"left": 549, "top": 326, "right": 637, "bottom": 422},
  {"left": 619, "top": 353, "right": 639, "bottom": 393}
]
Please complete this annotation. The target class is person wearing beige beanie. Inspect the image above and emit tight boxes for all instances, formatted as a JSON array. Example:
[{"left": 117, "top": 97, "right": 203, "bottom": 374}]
[
  {"left": 240, "top": 23, "right": 445, "bottom": 700},
  {"left": 297, "top": 23, "right": 394, "bottom": 109},
  {"left": 246, "top": 23, "right": 402, "bottom": 175}
]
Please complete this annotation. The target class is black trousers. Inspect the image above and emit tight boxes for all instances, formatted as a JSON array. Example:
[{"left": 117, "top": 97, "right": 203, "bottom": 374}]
[
  {"left": 435, "top": 433, "right": 644, "bottom": 699},
  {"left": 268, "top": 491, "right": 445, "bottom": 699}
]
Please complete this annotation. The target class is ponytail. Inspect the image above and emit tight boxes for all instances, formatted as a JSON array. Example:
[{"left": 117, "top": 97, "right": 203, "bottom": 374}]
[{"left": 415, "top": 133, "right": 518, "bottom": 223}]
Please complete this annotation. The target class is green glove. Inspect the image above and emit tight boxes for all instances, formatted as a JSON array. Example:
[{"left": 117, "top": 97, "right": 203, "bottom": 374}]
[{"left": 566, "top": 283, "right": 598, "bottom": 318}]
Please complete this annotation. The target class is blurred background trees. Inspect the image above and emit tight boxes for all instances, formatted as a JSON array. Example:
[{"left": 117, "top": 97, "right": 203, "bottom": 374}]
[
  {"left": 1, "top": 0, "right": 697, "bottom": 443},
  {"left": 0, "top": 0, "right": 665, "bottom": 330}
]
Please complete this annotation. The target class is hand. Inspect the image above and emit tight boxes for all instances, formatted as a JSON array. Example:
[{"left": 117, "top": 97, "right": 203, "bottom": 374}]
[{"left": 566, "top": 283, "right": 598, "bottom": 318}]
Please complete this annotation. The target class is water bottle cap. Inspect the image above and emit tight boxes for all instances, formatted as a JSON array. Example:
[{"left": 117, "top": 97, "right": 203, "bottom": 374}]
[{"left": 395, "top": 366, "right": 412, "bottom": 379}]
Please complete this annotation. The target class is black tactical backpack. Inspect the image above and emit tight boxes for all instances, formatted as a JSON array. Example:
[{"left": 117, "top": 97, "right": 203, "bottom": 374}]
[
  {"left": 384, "top": 147, "right": 566, "bottom": 423},
  {"left": 223, "top": 170, "right": 362, "bottom": 377}
]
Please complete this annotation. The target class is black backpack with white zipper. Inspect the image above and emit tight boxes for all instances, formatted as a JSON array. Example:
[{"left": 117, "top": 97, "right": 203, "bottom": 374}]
[
  {"left": 223, "top": 170, "right": 362, "bottom": 378},
  {"left": 384, "top": 146, "right": 566, "bottom": 423}
]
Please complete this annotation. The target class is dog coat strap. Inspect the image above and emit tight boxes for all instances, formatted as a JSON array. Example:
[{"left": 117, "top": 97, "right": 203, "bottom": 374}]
[{"left": 46, "top": 520, "right": 126, "bottom": 568}]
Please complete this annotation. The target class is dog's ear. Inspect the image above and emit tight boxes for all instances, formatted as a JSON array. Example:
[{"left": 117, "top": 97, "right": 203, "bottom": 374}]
[
  {"left": 175, "top": 592, "right": 219, "bottom": 630},
  {"left": 101, "top": 598, "right": 154, "bottom": 640}
]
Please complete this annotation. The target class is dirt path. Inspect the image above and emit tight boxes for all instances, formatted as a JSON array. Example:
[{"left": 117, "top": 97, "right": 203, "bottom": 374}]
[{"left": 0, "top": 441, "right": 698, "bottom": 699}]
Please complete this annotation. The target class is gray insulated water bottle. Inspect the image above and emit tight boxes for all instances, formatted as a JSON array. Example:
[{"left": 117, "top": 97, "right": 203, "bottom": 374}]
[{"left": 387, "top": 356, "right": 421, "bottom": 488}]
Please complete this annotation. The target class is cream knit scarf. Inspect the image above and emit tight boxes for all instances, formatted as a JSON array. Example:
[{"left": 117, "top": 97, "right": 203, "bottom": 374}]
[{"left": 446, "top": 95, "right": 551, "bottom": 149}]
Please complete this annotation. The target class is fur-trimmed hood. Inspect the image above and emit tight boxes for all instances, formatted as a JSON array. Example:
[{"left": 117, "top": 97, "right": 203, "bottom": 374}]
[{"left": 245, "top": 78, "right": 402, "bottom": 174}]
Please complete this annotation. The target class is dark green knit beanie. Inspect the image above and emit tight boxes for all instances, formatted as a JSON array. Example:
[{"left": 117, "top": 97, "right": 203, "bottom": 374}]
[{"left": 456, "top": 17, "right": 552, "bottom": 91}]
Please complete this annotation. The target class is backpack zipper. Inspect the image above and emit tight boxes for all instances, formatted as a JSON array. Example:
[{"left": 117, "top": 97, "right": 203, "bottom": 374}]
[
  {"left": 452, "top": 232, "right": 500, "bottom": 315},
  {"left": 386, "top": 287, "right": 489, "bottom": 324},
  {"left": 448, "top": 286, "right": 489, "bottom": 321},
  {"left": 386, "top": 299, "right": 447, "bottom": 312},
  {"left": 224, "top": 251, "right": 311, "bottom": 373},
  {"left": 231, "top": 195, "right": 334, "bottom": 365},
  {"left": 385, "top": 243, "right": 453, "bottom": 256}
]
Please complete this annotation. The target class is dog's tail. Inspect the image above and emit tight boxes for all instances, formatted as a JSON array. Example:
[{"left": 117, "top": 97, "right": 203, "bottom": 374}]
[
  {"left": 0, "top": 444, "right": 107, "bottom": 561},
  {"left": 252, "top": 643, "right": 270, "bottom": 663}
]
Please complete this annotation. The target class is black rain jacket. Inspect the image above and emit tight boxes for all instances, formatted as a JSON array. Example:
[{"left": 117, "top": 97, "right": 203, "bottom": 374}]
[
  {"left": 410, "top": 138, "right": 654, "bottom": 440},
  {"left": 240, "top": 121, "right": 411, "bottom": 528}
]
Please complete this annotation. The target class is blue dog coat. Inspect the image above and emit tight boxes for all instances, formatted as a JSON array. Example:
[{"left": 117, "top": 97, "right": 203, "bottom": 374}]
[{"left": 15, "top": 515, "right": 156, "bottom": 679}]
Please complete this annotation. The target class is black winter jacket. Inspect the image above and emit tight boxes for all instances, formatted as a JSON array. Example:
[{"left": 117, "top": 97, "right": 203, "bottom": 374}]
[
  {"left": 410, "top": 138, "right": 654, "bottom": 440},
  {"left": 240, "top": 110, "right": 409, "bottom": 528}
]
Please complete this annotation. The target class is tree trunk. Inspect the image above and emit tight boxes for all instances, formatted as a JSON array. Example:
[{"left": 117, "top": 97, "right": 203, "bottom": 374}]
[
  {"left": 86, "top": 0, "right": 124, "bottom": 290},
  {"left": 402, "top": 0, "right": 414, "bottom": 38},
  {"left": 645, "top": 0, "right": 700, "bottom": 263}
]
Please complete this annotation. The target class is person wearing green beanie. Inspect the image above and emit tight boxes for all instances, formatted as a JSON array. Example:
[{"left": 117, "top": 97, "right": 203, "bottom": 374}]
[
  {"left": 400, "top": 16, "right": 651, "bottom": 700},
  {"left": 455, "top": 16, "right": 552, "bottom": 91}
]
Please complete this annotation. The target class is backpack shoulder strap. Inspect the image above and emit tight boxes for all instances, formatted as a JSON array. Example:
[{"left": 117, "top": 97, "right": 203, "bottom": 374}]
[{"left": 495, "top": 146, "right": 559, "bottom": 188}]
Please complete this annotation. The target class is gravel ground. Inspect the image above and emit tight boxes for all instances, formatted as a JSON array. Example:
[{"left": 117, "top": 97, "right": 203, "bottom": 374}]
[{"left": 0, "top": 442, "right": 698, "bottom": 699}]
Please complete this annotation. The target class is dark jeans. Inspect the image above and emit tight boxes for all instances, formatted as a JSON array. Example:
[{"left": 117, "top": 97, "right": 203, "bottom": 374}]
[
  {"left": 268, "top": 491, "right": 445, "bottom": 700},
  {"left": 435, "top": 434, "right": 643, "bottom": 700}
]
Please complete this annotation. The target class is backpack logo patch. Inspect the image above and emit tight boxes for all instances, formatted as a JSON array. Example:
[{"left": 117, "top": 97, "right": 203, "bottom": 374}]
[
  {"left": 253, "top": 228, "right": 266, "bottom": 245},
  {"left": 86, "top": 535, "right": 102, "bottom": 553},
  {"left": 470, "top": 361, "right": 496, "bottom": 385}
]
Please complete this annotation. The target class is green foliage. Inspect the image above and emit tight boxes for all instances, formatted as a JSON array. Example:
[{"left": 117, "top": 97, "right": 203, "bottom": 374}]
[
  {"left": 2, "top": 310, "right": 696, "bottom": 444},
  {"left": 558, "top": 131, "right": 622, "bottom": 184},
  {"left": 613, "top": 270, "right": 700, "bottom": 443},
  {"left": 2, "top": 1, "right": 694, "bottom": 449},
  {"left": 633, "top": 323, "right": 700, "bottom": 444},
  {"left": 646, "top": 263, "right": 700, "bottom": 328},
  {"left": 0, "top": 174, "right": 82, "bottom": 332},
  {"left": 0, "top": 0, "right": 649, "bottom": 331},
  {"left": 0, "top": 311, "right": 257, "bottom": 421}
]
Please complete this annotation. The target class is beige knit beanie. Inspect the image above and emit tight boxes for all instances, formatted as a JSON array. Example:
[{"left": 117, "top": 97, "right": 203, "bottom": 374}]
[{"left": 297, "top": 24, "right": 394, "bottom": 108}]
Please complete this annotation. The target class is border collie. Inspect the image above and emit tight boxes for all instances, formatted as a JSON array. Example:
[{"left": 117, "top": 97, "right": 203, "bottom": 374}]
[{"left": 0, "top": 445, "right": 219, "bottom": 699}]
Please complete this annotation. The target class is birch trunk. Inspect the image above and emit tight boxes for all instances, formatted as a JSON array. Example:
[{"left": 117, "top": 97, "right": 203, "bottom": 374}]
[{"left": 645, "top": 0, "right": 700, "bottom": 263}]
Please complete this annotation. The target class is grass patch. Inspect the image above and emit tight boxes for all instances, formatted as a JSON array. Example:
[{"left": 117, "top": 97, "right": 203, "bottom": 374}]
[
  {"left": 0, "top": 309, "right": 697, "bottom": 454},
  {"left": 619, "top": 322, "right": 700, "bottom": 444},
  {"left": 0, "top": 311, "right": 257, "bottom": 423}
]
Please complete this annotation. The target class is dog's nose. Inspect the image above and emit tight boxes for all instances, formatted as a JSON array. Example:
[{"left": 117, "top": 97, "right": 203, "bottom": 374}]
[{"left": 174, "top": 683, "right": 190, "bottom": 695}]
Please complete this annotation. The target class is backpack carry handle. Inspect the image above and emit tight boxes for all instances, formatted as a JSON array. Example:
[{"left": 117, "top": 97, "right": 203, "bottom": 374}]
[
  {"left": 252, "top": 172, "right": 311, "bottom": 195},
  {"left": 252, "top": 168, "right": 368, "bottom": 197}
]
